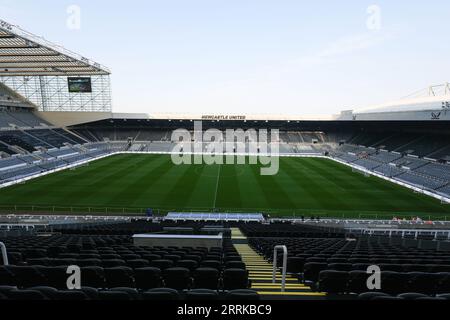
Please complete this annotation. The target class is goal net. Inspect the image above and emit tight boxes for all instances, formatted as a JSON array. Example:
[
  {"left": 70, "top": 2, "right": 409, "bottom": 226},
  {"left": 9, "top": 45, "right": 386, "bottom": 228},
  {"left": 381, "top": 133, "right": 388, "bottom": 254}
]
[
  {"left": 70, "top": 162, "right": 90, "bottom": 171},
  {"left": 352, "top": 167, "right": 371, "bottom": 177}
]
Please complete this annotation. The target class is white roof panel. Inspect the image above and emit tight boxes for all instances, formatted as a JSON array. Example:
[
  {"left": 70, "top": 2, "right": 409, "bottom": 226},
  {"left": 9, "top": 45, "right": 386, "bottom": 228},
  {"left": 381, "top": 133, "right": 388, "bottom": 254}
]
[{"left": 0, "top": 19, "right": 110, "bottom": 76}]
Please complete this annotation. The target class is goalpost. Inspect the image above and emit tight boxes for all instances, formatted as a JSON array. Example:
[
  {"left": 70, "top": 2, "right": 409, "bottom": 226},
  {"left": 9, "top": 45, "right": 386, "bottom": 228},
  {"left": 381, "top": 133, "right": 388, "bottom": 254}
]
[
  {"left": 352, "top": 167, "right": 371, "bottom": 177},
  {"left": 70, "top": 162, "right": 90, "bottom": 171}
]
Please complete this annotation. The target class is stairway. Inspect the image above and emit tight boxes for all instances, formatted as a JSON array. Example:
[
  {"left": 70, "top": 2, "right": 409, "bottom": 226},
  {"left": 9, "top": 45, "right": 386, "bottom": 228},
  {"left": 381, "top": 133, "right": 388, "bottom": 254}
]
[{"left": 231, "top": 228, "right": 326, "bottom": 299}]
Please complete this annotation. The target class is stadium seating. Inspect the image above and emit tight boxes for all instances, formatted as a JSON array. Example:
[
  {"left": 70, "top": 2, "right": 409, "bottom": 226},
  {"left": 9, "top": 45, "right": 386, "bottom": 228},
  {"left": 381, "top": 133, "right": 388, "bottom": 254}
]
[
  {"left": 0, "top": 228, "right": 256, "bottom": 300},
  {"left": 2, "top": 219, "right": 450, "bottom": 300}
]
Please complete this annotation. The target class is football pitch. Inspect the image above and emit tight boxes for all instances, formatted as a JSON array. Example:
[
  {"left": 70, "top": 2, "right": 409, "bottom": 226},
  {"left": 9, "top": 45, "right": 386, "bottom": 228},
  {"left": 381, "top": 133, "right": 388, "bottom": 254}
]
[{"left": 0, "top": 154, "right": 449, "bottom": 219}]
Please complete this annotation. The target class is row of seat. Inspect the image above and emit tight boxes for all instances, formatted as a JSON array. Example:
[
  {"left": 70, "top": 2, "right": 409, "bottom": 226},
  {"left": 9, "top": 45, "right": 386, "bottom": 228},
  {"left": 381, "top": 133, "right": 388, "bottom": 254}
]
[
  {"left": 0, "top": 265, "right": 250, "bottom": 291},
  {"left": 20, "top": 257, "right": 246, "bottom": 271},
  {"left": 0, "top": 286, "right": 259, "bottom": 301},
  {"left": 357, "top": 292, "right": 450, "bottom": 301},
  {"left": 291, "top": 261, "right": 450, "bottom": 276},
  {"left": 252, "top": 238, "right": 450, "bottom": 259},
  {"left": 316, "top": 270, "right": 450, "bottom": 295},
  {"left": 240, "top": 223, "right": 345, "bottom": 238}
]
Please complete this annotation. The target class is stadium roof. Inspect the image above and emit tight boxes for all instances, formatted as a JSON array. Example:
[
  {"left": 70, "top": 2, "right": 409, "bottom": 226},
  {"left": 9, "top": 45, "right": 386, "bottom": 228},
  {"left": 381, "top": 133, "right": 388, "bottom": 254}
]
[
  {"left": 0, "top": 19, "right": 110, "bottom": 76},
  {"left": 354, "top": 83, "right": 450, "bottom": 115}
]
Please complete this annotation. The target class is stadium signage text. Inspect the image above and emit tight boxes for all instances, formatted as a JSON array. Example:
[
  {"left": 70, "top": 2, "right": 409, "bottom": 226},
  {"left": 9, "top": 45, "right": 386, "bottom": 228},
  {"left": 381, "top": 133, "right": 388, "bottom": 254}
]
[{"left": 201, "top": 115, "right": 246, "bottom": 121}]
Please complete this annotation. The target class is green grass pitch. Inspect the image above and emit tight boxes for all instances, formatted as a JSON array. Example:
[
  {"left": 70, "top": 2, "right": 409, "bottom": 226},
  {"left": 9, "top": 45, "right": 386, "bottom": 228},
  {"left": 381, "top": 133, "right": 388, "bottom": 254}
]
[{"left": 0, "top": 154, "right": 449, "bottom": 219}]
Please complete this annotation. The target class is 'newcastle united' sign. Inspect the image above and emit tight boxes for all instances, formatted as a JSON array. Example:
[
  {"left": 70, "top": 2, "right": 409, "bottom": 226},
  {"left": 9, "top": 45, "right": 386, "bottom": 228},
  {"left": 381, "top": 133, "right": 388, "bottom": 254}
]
[{"left": 201, "top": 115, "right": 246, "bottom": 121}]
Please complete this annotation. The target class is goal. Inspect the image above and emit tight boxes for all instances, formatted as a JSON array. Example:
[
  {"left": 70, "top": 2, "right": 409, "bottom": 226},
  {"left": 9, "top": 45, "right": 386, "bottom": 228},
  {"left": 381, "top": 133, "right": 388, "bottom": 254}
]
[
  {"left": 352, "top": 167, "right": 371, "bottom": 177},
  {"left": 70, "top": 162, "right": 90, "bottom": 171}
]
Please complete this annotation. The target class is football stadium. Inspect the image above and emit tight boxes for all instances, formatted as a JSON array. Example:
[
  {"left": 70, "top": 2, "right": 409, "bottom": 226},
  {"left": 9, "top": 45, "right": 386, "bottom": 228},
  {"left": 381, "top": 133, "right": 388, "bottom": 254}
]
[{"left": 1, "top": 3, "right": 450, "bottom": 309}]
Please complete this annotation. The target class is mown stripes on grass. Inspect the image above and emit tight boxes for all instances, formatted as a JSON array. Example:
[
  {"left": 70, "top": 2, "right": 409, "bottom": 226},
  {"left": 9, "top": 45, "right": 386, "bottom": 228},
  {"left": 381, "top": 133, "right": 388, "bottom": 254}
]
[{"left": 0, "top": 154, "right": 449, "bottom": 218}]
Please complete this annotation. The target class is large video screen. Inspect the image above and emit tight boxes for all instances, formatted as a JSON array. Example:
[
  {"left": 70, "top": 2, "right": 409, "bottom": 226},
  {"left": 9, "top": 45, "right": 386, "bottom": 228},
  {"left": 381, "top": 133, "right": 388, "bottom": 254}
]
[{"left": 68, "top": 77, "right": 92, "bottom": 93}]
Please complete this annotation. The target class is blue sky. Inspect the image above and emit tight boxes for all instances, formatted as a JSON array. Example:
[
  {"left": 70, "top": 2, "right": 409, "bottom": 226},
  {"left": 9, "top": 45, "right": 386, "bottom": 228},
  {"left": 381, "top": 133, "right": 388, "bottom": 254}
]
[{"left": 1, "top": 0, "right": 449, "bottom": 115}]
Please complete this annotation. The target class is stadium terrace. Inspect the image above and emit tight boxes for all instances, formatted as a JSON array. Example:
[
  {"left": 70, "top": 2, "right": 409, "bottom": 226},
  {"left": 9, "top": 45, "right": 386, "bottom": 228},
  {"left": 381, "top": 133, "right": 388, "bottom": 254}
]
[
  {"left": 1, "top": 16, "right": 450, "bottom": 307},
  {"left": 170, "top": 121, "right": 280, "bottom": 174}
]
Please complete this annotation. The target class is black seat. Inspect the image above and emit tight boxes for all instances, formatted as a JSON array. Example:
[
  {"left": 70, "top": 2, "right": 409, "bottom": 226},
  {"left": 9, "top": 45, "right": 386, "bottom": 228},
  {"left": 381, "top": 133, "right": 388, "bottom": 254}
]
[
  {"left": 104, "top": 267, "right": 135, "bottom": 288},
  {"left": 67, "top": 244, "right": 82, "bottom": 253},
  {"left": 224, "top": 255, "right": 242, "bottom": 263},
  {"left": 200, "top": 260, "right": 221, "bottom": 269},
  {"left": 225, "top": 261, "right": 246, "bottom": 270},
  {"left": 164, "top": 255, "right": 182, "bottom": 263},
  {"left": 7, "top": 252, "right": 23, "bottom": 265},
  {"left": 36, "top": 266, "right": 71, "bottom": 289},
  {"left": 27, "top": 258, "right": 50, "bottom": 266},
  {"left": 186, "top": 289, "right": 219, "bottom": 300},
  {"left": 380, "top": 272, "right": 409, "bottom": 295},
  {"left": 351, "top": 263, "right": 372, "bottom": 271},
  {"left": 121, "top": 254, "right": 141, "bottom": 261},
  {"left": 77, "top": 259, "right": 102, "bottom": 267},
  {"left": 7, "top": 266, "right": 47, "bottom": 288},
  {"left": 379, "top": 264, "right": 404, "bottom": 272},
  {"left": 286, "top": 257, "right": 304, "bottom": 274},
  {"left": 347, "top": 270, "right": 371, "bottom": 294},
  {"left": 184, "top": 255, "right": 202, "bottom": 263},
  {"left": 223, "top": 268, "right": 250, "bottom": 290},
  {"left": 110, "top": 287, "right": 140, "bottom": 300},
  {"left": 134, "top": 267, "right": 162, "bottom": 290},
  {"left": 436, "top": 272, "right": 450, "bottom": 293},
  {"left": 358, "top": 292, "right": 390, "bottom": 300},
  {"left": 177, "top": 260, "right": 198, "bottom": 271},
  {"left": 29, "top": 286, "right": 59, "bottom": 299},
  {"left": 372, "top": 296, "right": 404, "bottom": 301},
  {"left": 193, "top": 268, "right": 219, "bottom": 290},
  {"left": 51, "top": 258, "right": 76, "bottom": 267},
  {"left": 403, "top": 264, "right": 431, "bottom": 272},
  {"left": 415, "top": 297, "right": 446, "bottom": 301},
  {"left": 77, "top": 287, "right": 99, "bottom": 300},
  {"left": 303, "top": 263, "right": 328, "bottom": 284},
  {"left": 127, "top": 259, "right": 150, "bottom": 269},
  {"left": 150, "top": 259, "right": 174, "bottom": 270},
  {"left": 100, "top": 254, "right": 121, "bottom": 260},
  {"left": 98, "top": 290, "right": 132, "bottom": 301},
  {"left": 0, "top": 266, "right": 16, "bottom": 286},
  {"left": 225, "top": 290, "right": 260, "bottom": 300},
  {"left": 406, "top": 272, "right": 443, "bottom": 294},
  {"left": 141, "top": 254, "right": 162, "bottom": 262},
  {"left": 24, "top": 249, "right": 47, "bottom": 259},
  {"left": 163, "top": 267, "right": 192, "bottom": 290},
  {"left": 79, "top": 254, "right": 100, "bottom": 260},
  {"left": 81, "top": 266, "right": 106, "bottom": 288},
  {"left": 102, "top": 259, "right": 127, "bottom": 268},
  {"left": 0, "top": 285, "right": 17, "bottom": 295},
  {"left": 318, "top": 270, "right": 348, "bottom": 293},
  {"left": 60, "top": 253, "right": 78, "bottom": 259},
  {"left": 397, "top": 293, "right": 429, "bottom": 300},
  {"left": 327, "top": 263, "right": 352, "bottom": 271},
  {"left": 142, "top": 288, "right": 180, "bottom": 300}
]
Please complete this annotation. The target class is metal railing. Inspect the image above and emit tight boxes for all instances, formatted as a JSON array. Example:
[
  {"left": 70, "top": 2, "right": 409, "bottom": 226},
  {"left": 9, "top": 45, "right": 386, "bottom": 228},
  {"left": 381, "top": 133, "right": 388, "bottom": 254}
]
[
  {"left": 272, "top": 245, "right": 288, "bottom": 292},
  {"left": 0, "top": 242, "right": 8, "bottom": 265}
]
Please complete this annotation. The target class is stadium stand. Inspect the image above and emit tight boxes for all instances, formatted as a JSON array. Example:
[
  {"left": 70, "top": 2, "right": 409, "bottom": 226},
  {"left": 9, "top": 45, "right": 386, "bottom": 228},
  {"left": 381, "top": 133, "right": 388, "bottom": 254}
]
[
  {"left": 1, "top": 14, "right": 450, "bottom": 306},
  {"left": 2, "top": 115, "right": 450, "bottom": 197},
  {"left": 0, "top": 107, "right": 50, "bottom": 129},
  {"left": 0, "top": 221, "right": 264, "bottom": 300},
  {"left": 1, "top": 219, "right": 450, "bottom": 300}
]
